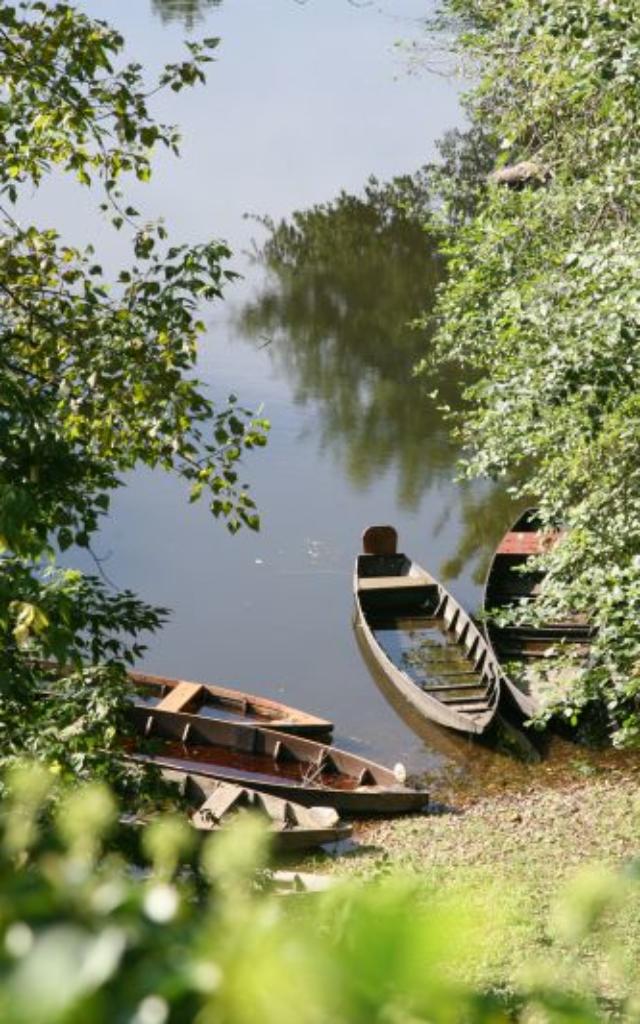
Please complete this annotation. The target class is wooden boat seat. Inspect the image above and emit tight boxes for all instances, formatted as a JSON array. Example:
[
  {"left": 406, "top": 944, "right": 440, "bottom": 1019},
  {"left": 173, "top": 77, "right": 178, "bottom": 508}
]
[
  {"left": 156, "top": 682, "right": 204, "bottom": 713},
  {"left": 496, "top": 531, "right": 562, "bottom": 555},
  {"left": 358, "top": 576, "right": 434, "bottom": 591}
]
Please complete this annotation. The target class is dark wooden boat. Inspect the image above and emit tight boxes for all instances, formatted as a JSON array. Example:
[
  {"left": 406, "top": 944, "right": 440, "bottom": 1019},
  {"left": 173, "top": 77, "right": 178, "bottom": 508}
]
[
  {"left": 127, "top": 704, "right": 427, "bottom": 814},
  {"left": 129, "top": 670, "right": 333, "bottom": 740},
  {"left": 159, "top": 767, "right": 353, "bottom": 851},
  {"left": 483, "top": 509, "right": 594, "bottom": 716},
  {"left": 353, "top": 525, "right": 501, "bottom": 735}
]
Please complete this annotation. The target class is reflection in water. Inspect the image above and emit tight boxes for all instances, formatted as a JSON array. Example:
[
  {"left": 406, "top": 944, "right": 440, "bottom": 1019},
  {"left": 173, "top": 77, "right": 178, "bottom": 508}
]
[
  {"left": 240, "top": 174, "right": 459, "bottom": 512},
  {"left": 353, "top": 622, "right": 542, "bottom": 784},
  {"left": 150, "top": 0, "right": 222, "bottom": 28},
  {"left": 239, "top": 154, "right": 514, "bottom": 581},
  {"left": 439, "top": 489, "right": 534, "bottom": 586}
]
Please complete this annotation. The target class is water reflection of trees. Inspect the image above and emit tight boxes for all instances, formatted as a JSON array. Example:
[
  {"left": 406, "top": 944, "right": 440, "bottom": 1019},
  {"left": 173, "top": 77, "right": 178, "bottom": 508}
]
[
  {"left": 438, "top": 487, "right": 533, "bottom": 585},
  {"left": 239, "top": 130, "right": 514, "bottom": 578},
  {"left": 239, "top": 173, "right": 462, "bottom": 510},
  {"left": 150, "top": 0, "right": 222, "bottom": 28}
]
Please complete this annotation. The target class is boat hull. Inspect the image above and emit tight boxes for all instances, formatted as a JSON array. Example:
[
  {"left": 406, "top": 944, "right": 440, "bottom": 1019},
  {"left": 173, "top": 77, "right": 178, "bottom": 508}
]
[
  {"left": 482, "top": 509, "right": 593, "bottom": 717},
  {"left": 128, "top": 706, "right": 428, "bottom": 815},
  {"left": 130, "top": 670, "right": 333, "bottom": 739},
  {"left": 353, "top": 527, "right": 501, "bottom": 735},
  {"left": 159, "top": 767, "right": 353, "bottom": 851}
]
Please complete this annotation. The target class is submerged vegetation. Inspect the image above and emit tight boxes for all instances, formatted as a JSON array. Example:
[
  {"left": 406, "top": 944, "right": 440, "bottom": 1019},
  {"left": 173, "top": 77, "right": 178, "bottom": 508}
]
[{"left": 418, "top": 0, "right": 640, "bottom": 744}]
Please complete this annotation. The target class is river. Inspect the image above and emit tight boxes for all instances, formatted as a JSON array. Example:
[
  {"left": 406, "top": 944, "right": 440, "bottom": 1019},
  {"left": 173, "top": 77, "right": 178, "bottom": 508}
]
[{"left": 42, "top": 0, "right": 577, "bottom": 790}]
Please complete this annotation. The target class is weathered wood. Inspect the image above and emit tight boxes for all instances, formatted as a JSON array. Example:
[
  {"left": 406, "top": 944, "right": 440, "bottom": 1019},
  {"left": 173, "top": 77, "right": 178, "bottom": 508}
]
[
  {"left": 357, "top": 576, "right": 436, "bottom": 591},
  {"left": 156, "top": 681, "right": 203, "bottom": 712},
  {"left": 127, "top": 707, "right": 428, "bottom": 815},
  {"left": 158, "top": 769, "right": 352, "bottom": 851},
  {"left": 353, "top": 526, "right": 501, "bottom": 735},
  {"left": 130, "top": 670, "right": 333, "bottom": 739},
  {"left": 362, "top": 525, "right": 397, "bottom": 556},
  {"left": 482, "top": 508, "right": 593, "bottom": 719}
]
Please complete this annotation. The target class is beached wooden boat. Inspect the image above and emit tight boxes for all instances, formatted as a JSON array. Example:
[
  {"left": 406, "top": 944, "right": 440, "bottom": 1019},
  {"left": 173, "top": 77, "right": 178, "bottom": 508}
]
[
  {"left": 129, "top": 670, "right": 333, "bottom": 740},
  {"left": 159, "top": 766, "right": 352, "bottom": 851},
  {"left": 34, "top": 661, "right": 332, "bottom": 740},
  {"left": 353, "top": 525, "right": 502, "bottom": 735},
  {"left": 483, "top": 509, "right": 594, "bottom": 716},
  {"left": 127, "top": 704, "right": 427, "bottom": 814}
]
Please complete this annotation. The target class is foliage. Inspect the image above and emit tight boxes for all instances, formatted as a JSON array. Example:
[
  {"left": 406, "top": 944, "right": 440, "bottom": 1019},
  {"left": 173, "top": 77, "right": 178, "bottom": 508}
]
[
  {"left": 418, "top": 0, "right": 640, "bottom": 742},
  {"left": 0, "top": 2, "right": 267, "bottom": 779},
  {"left": 1, "top": 765, "right": 640, "bottom": 1023}
]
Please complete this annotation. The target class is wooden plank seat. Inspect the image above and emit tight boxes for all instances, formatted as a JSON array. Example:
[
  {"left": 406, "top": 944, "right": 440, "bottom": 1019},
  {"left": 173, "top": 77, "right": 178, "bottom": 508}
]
[
  {"left": 496, "top": 531, "right": 562, "bottom": 556},
  {"left": 421, "top": 680, "right": 485, "bottom": 692},
  {"left": 357, "top": 576, "right": 434, "bottom": 591},
  {"left": 156, "top": 681, "right": 204, "bottom": 713}
]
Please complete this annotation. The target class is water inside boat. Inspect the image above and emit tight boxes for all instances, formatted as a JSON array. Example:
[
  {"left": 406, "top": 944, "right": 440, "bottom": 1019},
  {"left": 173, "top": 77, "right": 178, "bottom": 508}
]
[
  {"left": 146, "top": 742, "right": 359, "bottom": 791},
  {"left": 130, "top": 685, "right": 278, "bottom": 726},
  {"left": 369, "top": 613, "right": 486, "bottom": 701},
  {"left": 194, "top": 702, "right": 276, "bottom": 725}
]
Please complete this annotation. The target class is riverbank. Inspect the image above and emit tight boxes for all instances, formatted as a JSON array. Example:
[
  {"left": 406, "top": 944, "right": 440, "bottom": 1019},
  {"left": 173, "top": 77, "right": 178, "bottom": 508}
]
[{"left": 305, "top": 767, "right": 640, "bottom": 1008}]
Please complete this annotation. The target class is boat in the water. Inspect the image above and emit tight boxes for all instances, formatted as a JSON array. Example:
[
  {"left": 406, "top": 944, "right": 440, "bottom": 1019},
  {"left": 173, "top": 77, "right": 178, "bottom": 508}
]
[
  {"left": 127, "top": 704, "right": 427, "bottom": 814},
  {"left": 33, "top": 661, "right": 332, "bottom": 740},
  {"left": 353, "top": 525, "right": 502, "bottom": 735},
  {"left": 483, "top": 509, "right": 594, "bottom": 715},
  {"left": 159, "top": 766, "right": 352, "bottom": 851},
  {"left": 129, "top": 670, "right": 333, "bottom": 740}
]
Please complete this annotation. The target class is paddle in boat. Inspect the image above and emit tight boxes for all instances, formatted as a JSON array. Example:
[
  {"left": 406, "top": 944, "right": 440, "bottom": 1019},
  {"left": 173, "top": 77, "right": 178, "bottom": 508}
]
[
  {"left": 353, "top": 525, "right": 502, "bottom": 735},
  {"left": 127, "top": 703, "right": 427, "bottom": 815},
  {"left": 483, "top": 509, "right": 594, "bottom": 716}
]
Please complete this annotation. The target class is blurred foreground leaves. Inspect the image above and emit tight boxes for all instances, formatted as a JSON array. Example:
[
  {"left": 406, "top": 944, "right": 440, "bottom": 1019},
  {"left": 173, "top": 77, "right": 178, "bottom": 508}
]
[{"left": 0, "top": 765, "right": 638, "bottom": 1022}]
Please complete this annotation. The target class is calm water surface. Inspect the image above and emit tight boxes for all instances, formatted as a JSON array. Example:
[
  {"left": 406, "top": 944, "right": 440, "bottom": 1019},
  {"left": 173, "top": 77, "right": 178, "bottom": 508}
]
[{"left": 39, "top": 0, "right": 626, "bottom": 791}]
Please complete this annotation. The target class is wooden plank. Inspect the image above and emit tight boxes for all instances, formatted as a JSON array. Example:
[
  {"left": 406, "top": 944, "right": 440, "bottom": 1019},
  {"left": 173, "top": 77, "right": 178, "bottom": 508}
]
[
  {"left": 496, "top": 530, "right": 562, "bottom": 555},
  {"left": 422, "top": 681, "right": 485, "bottom": 692},
  {"left": 362, "top": 525, "right": 397, "bottom": 555},
  {"left": 156, "top": 681, "right": 203, "bottom": 713},
  {"left": 358, "top": 576, "right": 434, "bottom": 591}
]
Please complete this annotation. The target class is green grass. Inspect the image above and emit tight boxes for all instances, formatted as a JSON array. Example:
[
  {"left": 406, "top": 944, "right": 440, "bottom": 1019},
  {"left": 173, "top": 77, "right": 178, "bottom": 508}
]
[{"left": 302, "top": 774, "right": 640, "bottom": 1009}]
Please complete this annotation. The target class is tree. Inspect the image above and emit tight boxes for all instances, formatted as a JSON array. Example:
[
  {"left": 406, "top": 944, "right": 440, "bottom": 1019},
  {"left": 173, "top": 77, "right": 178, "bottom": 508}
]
[
  {"left": 419, "top": 0, "right": 640, "bottom": 743},
  {"left": 0, "top": 1, "right": 267, "bottom": 783}
]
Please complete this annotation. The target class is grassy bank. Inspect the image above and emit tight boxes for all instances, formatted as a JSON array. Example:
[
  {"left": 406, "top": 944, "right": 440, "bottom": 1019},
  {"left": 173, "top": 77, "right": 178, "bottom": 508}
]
[{"left": 305, "top": 770, "right": 640, "bottom": 1009}]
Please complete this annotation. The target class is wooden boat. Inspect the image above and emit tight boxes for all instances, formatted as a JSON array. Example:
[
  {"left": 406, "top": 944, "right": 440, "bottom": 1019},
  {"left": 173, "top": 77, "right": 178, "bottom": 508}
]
[
  {"left": 483, "top": 509, "right": 594, "bottom": 716},
  {"left": 159, "top": 766, "right": 353, "bottom": 851},
  {"left": 129, "top": 670, "right": 333, "bottom": 740},
  {"left": 127, "top": 704, "right": 427, "bottom": 814},
  {"left": 353, "top": 525, "right": 501, "bottom": 735},
  {"left": 35, "top": 661, "right": 332, "bottom": 740}
]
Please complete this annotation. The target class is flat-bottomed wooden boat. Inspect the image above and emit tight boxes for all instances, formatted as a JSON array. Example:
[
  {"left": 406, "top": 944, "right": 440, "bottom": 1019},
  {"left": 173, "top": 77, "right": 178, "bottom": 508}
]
[
  {"left": 129, "top": 670, "right": 333, "bottom": 740},
  {"left": 127, "top": 704, "right": 427, "bottom": 814},
  {"left": 160, "top": 767, "right": 353, "bottom": 850},
  {"left": 353, "top": 525, "right": 502, "bottom": 735}
]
